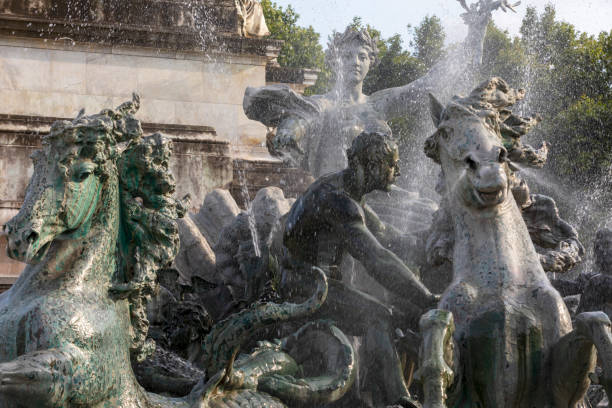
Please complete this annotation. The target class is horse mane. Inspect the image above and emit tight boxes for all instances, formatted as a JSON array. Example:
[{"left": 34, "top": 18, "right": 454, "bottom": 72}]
[
  {"left": 45, "top": 95, "right": 186, "bottom": 361},
  {"left": 44, "top": 95, "right": 141, "bottom": 180},
  {"left": 117, "top": 133, "right": 187, "bottom": 360},
  {"left": 424, "top": 77, "right": 541, "bottom": 165}
]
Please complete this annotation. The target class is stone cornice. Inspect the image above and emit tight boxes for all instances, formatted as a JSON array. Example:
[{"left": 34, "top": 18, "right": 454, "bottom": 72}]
[
  {"left": 0, "top": 14, "right": 282, "bottom": 58},
  {"left": 0, "top": 114, "right": 227, "bottom": 146},
  {"left": 266, "top": 65, "right": 320, "bottom": 86}
]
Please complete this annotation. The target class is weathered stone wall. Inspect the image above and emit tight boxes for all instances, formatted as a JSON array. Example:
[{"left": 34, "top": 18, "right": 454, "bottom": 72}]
[
  {"left": 265, "top": 65, "right": 320, "bottom": 95},
  {"left": 0, "top": 39, "right": 269, "bottom": 150},
  {"left": 230, "top": 159, "right": 313, "bottom": 208},
  {"left": 0, "top": 0, "right": 253, "bottom": 39},
  {"left": 0, "top": 114, "right": 233, "bottom": 284},
  {"left": 158, "top": 124, "right": 233, "bottom": 206},
  {"left": 0, "top": 0, "right": 317, "bottom": 286},
  {"left": 0, "top": 0, "right": 285, "bottom": 152}
]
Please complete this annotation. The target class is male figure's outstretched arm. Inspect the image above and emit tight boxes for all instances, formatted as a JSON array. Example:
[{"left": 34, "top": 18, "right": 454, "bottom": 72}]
[
  {"left": 363, "top": 203, "right": 423, "bottom": 268},
  {"left": 338, "top": 216, "right": 437, "bottom": 310}
]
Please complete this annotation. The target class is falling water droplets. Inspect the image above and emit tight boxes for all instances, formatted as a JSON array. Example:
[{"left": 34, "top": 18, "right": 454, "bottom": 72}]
[{"left": 237, "top": 160, "right": 261, "bottom": 258}]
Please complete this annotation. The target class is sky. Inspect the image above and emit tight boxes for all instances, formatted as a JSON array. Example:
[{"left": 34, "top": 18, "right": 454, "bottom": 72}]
[{"left": 271, "top": 0, "right": 612, "bottom": 49}]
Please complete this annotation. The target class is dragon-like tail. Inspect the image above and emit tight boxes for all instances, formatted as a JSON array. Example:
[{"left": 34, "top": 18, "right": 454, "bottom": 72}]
[{"left": 196, "top": 266, "right": 328, "bottom": 375}]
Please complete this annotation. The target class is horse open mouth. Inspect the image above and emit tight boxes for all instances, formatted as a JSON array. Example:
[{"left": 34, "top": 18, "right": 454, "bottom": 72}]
[
  {"left": 28, "top": 240, "right": 52, "bottom": 264},
  {"left": 476, "top": 189, "right": 504, "bottom": 206},
  {"left": 9, "top": 239, "right": 52, "bottom": 265}
]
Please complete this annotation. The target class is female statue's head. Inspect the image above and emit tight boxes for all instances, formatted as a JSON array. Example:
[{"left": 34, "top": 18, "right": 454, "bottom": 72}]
[{"left": 326, "top": 26, "right": 379, "bottom": 86}]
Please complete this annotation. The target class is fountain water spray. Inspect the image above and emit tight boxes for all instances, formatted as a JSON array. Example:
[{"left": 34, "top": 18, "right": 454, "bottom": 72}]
[{"left": 236, "top": 160, "right": 261, "bottom": 258}]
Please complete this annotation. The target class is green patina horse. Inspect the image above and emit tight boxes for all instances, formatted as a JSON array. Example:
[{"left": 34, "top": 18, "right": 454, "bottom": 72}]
[
  {"left": 416, "top": 78, "right": 612, "bottom": 408},
  {"left": 0, "top": 96, "right": 355, "bottom": 408}
]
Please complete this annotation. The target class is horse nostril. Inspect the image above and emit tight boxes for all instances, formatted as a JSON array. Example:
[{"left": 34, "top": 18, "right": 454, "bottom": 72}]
[
  {"left": 498, "top": 148, "right": 508, "bottom": 163},
  {"left": 465, "top": 155, "right": 479, "bottom": 171},
  {"left": 25, "top": 230, "right": 39, "bottom": 244}
]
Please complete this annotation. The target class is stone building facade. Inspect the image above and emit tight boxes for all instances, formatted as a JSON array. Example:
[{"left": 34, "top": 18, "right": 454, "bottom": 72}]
[{"left": 0, "top": 0, "right": 314, "bottom": 287}]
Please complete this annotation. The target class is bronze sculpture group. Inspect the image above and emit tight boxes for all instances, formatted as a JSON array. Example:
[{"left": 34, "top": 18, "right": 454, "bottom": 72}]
[
  {"left": 0, "top": 96, "right": 358, "bottom": 408},
  {"left": 1, "top": 1, "right": 611, "bottom": 407}
]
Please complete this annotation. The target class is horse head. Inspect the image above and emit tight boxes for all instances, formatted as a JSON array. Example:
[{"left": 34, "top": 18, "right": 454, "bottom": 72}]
[
  {"left": 4, "top": 97, "right": 142, "bottom": 265},
  {"left": 4, "top": 99, "right": 140, "bottom": 264},
  {"left": 425, "top": 77, "right": 538, "bottom": 211}
]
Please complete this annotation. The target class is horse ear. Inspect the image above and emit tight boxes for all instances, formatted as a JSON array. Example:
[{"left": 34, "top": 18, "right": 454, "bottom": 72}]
[{"left": 429, "top": 93, "right": 444, "bottom": 127}]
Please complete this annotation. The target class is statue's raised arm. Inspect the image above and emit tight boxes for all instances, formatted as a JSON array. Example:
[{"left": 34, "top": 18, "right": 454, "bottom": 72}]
[
  {"left": 370, "top": 0, "right": 521, "bottom": 121},
  {"left": 244, "top": 0, "right": 521, "bottom": 178},
  {"left": 458, "top": 0, "right": 521, "bottom": 66}
]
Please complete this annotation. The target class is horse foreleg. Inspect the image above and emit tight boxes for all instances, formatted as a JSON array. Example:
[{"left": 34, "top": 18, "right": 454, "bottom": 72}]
[
  {"left": 0, "top": 348, "right": 75, "bottom": 407},
  {"left": 551, "top": 311, "right": 612, "bottom": 407},
  {"left": 415, "top": 309, "right": 455, "bottom": 408}
]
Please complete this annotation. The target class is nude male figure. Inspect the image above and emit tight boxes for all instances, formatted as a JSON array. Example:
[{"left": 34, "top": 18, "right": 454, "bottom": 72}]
[{"left": 282, "top": 131, "right": 438, "bottom": 407}]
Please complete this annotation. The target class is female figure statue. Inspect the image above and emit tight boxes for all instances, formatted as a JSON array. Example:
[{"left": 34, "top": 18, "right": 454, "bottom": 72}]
[{"left": 244, "top": 0, "right": 521, "bottom": 178}]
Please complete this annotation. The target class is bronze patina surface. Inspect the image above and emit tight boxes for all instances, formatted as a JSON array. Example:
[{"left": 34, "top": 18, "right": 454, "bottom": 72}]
[{"left": 0, "top": 97, "right": 357, "bottom": 408}]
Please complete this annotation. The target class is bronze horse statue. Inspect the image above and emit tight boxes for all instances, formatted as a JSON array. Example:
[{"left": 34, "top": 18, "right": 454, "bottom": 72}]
[
  {"left": 0, "top": 97, "right": 356, "bottom": 407},
  {"left": 416, "top": 78, "right": 612, "bottom": 408}
]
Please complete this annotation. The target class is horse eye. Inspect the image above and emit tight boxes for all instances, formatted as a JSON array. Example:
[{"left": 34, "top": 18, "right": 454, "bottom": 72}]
[
  {"left": 498, "top": 148, "right": 508, "bottom": 163},
  {"left": 76, "top": 171, "right": 92, "bottom": 182}
]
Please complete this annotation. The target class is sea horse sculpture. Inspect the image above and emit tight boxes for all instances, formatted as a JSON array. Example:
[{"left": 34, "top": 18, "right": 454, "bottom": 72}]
[
  {"left": 416, "top": 78, "right": 612, "bottom": 407},
  {"left": 0, "top": 96, "right": 355, "bottom": 407}
]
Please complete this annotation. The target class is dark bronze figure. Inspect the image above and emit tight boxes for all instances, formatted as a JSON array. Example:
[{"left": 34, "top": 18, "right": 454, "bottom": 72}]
[{"left": 282, "top": 131, "right": 438, "bottom": 407}]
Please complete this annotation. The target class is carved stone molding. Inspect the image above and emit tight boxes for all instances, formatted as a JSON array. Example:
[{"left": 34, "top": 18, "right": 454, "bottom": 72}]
[{"left": 0, "top": 0, "right": 281, "bottom": 57}]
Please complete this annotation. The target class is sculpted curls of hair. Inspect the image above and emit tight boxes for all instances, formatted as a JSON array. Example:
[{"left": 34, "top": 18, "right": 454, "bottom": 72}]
[
  {"left": 347, "top": 131, "right": 397, "bottom": 168},
  {"left": 325, "top": 26, "right": 380, "bottom": 70}
]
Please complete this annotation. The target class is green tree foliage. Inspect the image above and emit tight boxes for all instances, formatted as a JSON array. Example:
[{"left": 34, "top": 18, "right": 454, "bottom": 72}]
[
  {"left": 364, "top": 34, "right": 425, "bottom": 94},
  {"left": 480, "top": 22, "right": 526, "bottom": 87},
  {"left": 260, "top": 0, "right": 324, "bottom": 69},
  {"left": 475, "top": 6, "right": 611, "bottom": 189},
  {"left": 518, "top": 6, "right": 611, "bottom": 116},
  {"left": 412, "top": 15, "right": 446, "bottom": 69},
  {"left": 357, "top": 16, "right": 446, "bottom": 95},
  {"left": 514, "top": 7, "right": 611, "bottom": 188},
  {"left": 259, "top": 0, "right": 329, "bottom": 93},
  {"left": 543, "top": 97, "right": 612, "bottom": 183}
]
